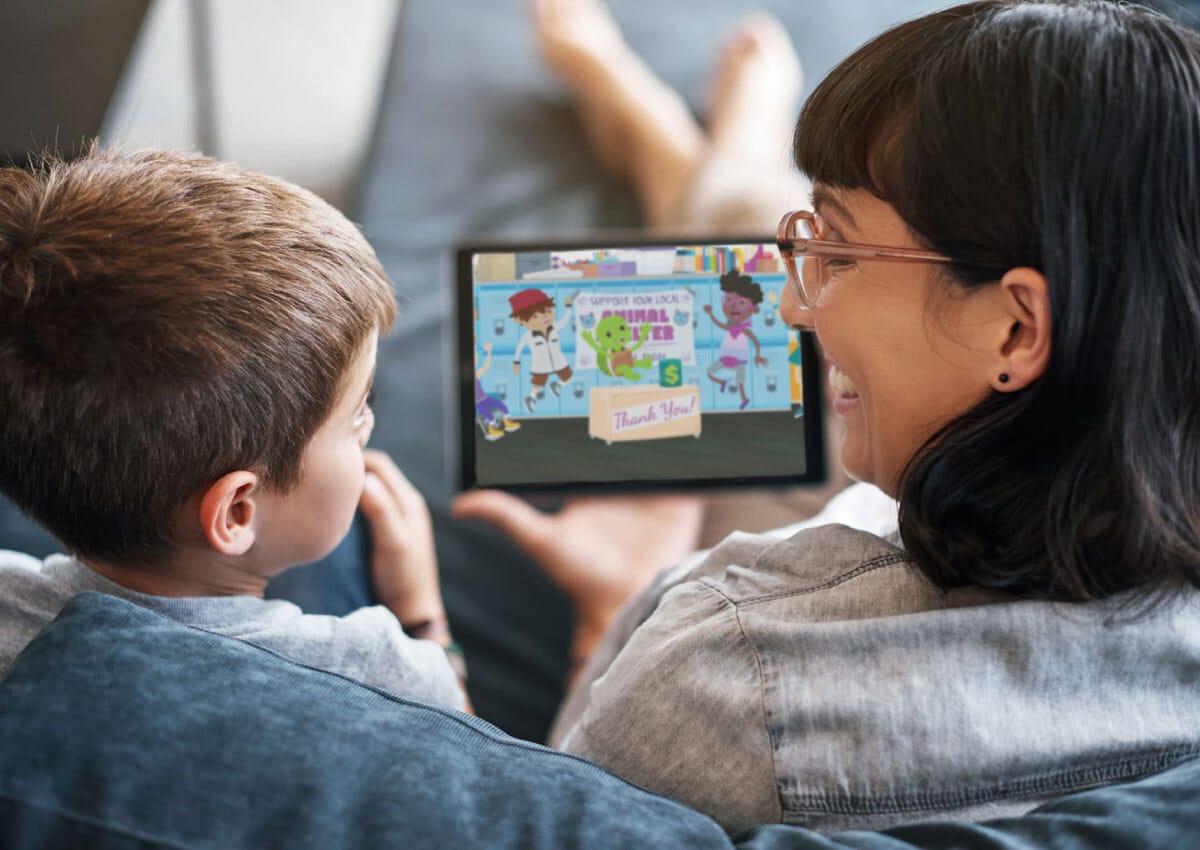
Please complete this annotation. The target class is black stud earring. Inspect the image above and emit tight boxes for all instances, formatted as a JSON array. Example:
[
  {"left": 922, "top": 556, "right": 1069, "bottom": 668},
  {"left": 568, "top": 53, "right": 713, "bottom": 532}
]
[{"left": 998, "top": 373, "right": 1010, "bottom": 384}]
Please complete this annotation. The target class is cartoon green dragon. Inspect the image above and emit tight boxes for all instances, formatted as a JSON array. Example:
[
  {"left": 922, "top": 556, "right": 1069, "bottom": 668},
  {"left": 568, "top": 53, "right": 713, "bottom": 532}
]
[{"left": 582, "top": 315, "right": 653, "bottom": 380}]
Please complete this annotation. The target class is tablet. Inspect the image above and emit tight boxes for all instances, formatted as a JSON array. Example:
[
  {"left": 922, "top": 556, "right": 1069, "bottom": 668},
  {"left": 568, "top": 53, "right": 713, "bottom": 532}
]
[{"left": 456, "top": 235, "right": 826, "bottom": 492}]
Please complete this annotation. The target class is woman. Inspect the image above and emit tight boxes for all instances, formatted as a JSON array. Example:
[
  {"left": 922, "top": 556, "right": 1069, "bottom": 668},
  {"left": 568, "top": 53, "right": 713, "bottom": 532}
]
[{"left": 456, "top": 0, "right": 1200, "bottom": 834}]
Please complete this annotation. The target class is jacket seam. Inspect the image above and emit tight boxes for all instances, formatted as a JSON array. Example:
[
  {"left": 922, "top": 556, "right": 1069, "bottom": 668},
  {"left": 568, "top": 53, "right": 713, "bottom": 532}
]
[
  {"left": 781, "top": 748, "right": 1200, "bottom": 817},
  {"left": 731, "top": 601, "right": 786, "bottom": 825},
  {"left": 708, "top": 553, "right": 914, "bottom": 609}
]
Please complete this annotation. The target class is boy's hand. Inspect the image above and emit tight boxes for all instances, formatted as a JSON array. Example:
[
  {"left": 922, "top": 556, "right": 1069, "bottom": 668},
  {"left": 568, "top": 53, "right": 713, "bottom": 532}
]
[
  {"left": 358, "top": 450, "right": 444, "bottom": 628},
  {"left": 451, "top": 490, "right": 703, "bottom": 668},
  {"left": 484, "top": 342, "right": 492, "bottom": 352}
]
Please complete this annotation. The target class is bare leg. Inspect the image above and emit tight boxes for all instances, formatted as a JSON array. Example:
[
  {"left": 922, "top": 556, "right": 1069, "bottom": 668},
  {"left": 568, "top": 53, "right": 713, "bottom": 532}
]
[
  {"left": 531, "top": 0, "right": 706, "bottom": 226},
  {"left": 533, "top": 0, "right": 805, "bottom": 227},
  {"left": 669, "top": 13, "right": 809, "bottom": 232},
  {"left": 707, "top": 13, "right": 803, "bottom": 170}
]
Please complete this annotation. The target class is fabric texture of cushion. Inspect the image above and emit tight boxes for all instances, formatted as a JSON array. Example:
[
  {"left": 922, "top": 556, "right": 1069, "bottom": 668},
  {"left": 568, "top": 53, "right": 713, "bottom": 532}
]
[{"left": 0, "top": 593, "right": 726, "bottom": 849}]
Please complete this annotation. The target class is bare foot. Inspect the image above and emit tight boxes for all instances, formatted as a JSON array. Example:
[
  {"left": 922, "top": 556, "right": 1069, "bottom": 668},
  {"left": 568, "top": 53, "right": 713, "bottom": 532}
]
[
  {"left": 531, "top": 0, "right": 706, "bottom": 225},
  {"left": 707, "top": 13, "right": 803, "bottom": 166}
]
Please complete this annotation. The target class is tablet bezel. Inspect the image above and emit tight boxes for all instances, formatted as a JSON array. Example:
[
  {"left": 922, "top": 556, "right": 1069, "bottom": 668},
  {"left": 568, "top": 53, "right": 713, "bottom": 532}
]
[{"left": 455, "top": 234, "right": 826, "bottom": 493}]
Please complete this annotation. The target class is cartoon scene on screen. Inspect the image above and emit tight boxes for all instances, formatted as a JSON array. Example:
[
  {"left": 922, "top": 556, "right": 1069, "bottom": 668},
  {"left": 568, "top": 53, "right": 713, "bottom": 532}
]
[{"left": 470, "top": 244, "right": 808, "bottom": 485}]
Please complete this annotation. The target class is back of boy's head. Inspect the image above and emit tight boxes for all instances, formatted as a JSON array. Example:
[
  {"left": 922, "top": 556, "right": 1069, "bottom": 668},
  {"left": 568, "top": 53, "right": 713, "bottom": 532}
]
[{"left": 0, "top": 148, "right": 397, "bottom": 566}]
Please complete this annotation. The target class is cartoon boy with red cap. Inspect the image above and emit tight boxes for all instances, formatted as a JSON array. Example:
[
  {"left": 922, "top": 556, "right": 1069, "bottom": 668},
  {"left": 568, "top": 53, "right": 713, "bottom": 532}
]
[{"left": 510, "top": 288, "right": 573, "bottom": 413}]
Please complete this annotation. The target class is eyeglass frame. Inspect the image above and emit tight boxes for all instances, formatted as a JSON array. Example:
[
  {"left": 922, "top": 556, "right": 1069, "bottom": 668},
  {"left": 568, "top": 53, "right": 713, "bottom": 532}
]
[{"left": 775, "top": 209, "right": 957, "bottom": 309}]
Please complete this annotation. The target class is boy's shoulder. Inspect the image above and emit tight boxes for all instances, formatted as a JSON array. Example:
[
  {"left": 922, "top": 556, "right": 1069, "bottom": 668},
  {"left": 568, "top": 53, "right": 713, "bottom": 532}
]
[
  {"left": 0, "top": 550, "right": 43, "bottom": 572},
  {"left": 0, "top": 552, "right": 462, "bottom": 710},
  {"left": 0, "top": 550, "right": 95, "bottom": 679},
  {"left": 0, "top": 550, "right": 80, "bottom": 616}
]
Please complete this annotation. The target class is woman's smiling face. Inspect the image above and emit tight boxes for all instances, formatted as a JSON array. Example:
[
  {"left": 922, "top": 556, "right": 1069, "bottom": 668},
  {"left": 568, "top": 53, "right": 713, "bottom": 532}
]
[{"left": 780, "top": 186, "right": 1000, "bottom": 496}]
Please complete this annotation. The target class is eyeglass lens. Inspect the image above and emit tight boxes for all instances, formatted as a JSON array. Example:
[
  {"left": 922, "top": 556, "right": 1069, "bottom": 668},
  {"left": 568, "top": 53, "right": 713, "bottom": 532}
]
[{"left": 790, "top": 215, "right": 819, "bottom": 307}]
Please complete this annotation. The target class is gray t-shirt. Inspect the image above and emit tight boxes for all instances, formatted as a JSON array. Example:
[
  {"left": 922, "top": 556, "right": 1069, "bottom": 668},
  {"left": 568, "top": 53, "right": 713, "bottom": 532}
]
[{"left": 0, "top": 550, "right": 465, "bottom": 712}]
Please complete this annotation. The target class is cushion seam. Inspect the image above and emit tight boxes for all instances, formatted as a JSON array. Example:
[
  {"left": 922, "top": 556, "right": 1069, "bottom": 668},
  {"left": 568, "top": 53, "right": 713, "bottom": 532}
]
[{"left": 0, "top": 790, "right": 193, "bottom": 849}]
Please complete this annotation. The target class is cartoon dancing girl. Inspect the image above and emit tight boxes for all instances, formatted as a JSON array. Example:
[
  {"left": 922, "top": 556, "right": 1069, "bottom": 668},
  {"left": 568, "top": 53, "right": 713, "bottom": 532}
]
[{"left": 703, "top": 270, "right": 768, "bottom": 410}]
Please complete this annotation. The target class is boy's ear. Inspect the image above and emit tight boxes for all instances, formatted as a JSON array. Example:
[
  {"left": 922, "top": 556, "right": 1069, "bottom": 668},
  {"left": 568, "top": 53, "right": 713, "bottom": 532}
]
[{"left": 198, "top": 471, "right": 260, "bottom": 556}]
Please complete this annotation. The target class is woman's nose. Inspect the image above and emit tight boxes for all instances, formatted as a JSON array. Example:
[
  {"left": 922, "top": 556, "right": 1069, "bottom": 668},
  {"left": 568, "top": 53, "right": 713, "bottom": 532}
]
[{"left": 779, "top": 280, "right": 815, "bottom": 330}]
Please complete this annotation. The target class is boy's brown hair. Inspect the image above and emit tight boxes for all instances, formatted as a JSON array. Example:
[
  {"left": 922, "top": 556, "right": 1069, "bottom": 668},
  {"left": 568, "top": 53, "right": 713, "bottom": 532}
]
[
  {"left": 511, "top": 300, "right": 554, "bottom": 324},
  {"left": 0, "top": 148, "right": 397, "bottom": 565}
]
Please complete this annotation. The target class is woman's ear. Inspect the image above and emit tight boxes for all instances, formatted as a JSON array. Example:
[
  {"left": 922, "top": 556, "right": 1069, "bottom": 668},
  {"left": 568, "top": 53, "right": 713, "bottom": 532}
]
[
  {"left": 989, "top": 267, "right": 1052, "bottom": 392},
  {"left": 198, "top": 471, "right": 259, "bottom": 556}
]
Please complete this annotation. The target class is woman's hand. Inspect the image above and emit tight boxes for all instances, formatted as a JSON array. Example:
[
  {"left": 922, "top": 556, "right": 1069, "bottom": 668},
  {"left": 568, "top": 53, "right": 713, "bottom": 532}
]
[
  {"left": 358, "top": 449, "right": 445, "bottom": 628},
  {"left": 451, "top": 490, "right": 703, "bottom": 665}
]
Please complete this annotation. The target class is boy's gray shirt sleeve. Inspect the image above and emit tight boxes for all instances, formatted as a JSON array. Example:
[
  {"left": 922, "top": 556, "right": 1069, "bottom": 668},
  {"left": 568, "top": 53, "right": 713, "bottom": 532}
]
[
  {"left": 230, "top": 604, "right": 465, "bottom": 711},
  {"left": 0, "top": 555, "right": 466, "bottom": 712}
]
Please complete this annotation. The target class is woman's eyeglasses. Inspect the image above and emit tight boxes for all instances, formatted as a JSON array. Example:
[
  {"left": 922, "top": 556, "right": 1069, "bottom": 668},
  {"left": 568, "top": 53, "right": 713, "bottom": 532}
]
[{"left": 775, "top": 210, "right": 957, "bottom": 309}]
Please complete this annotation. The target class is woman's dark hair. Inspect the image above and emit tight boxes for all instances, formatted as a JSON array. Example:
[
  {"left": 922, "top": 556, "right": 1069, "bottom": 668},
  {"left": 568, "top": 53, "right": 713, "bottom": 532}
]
[
  {"left": 794, "top": 1, "right": 1200, "bottom": 605},
  {"left": 720, "top": 270, "right": 764, "bottom": 304}
]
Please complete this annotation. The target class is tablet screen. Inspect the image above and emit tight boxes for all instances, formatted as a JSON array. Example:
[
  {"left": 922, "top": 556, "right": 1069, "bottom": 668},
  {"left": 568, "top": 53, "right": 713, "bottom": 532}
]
[{"left": 457, "top": 238, "right": 825, "bottom": 491}]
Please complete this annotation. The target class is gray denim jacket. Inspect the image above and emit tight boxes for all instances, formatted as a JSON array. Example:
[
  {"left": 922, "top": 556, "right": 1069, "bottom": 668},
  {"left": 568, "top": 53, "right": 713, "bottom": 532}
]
[{"left": 553, "top": 518, "right": 1200, "bottom": 835}]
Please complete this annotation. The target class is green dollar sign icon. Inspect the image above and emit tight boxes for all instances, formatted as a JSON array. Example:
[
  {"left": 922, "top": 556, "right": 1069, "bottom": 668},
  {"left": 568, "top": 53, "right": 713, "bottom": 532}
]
[{"left": 659, "top": 358, "right": 683, "bottom": 387}]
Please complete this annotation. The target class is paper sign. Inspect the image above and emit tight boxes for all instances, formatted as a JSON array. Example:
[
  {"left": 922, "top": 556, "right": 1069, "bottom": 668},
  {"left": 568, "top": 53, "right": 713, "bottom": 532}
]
[
  {"left": 574, "top": 289, "right": 695, "bottom": 370},
  {"left": 611, "top": 393, "right": 699, "bottom": 433}
]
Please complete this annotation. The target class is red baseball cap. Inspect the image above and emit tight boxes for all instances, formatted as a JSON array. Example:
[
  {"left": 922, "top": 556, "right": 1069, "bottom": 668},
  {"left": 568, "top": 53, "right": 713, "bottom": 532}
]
[{"left": 508, "top": 288, "right": 553, "bottom": 316}]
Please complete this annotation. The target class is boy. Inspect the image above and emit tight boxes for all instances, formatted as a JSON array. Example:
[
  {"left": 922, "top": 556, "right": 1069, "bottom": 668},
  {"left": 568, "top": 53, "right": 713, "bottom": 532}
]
[
  {"left": 510, "top": 288, "right": 573, "bottom": 412},
  {"left": 0, "top": 148, "right": 467, "bottom": 711}
]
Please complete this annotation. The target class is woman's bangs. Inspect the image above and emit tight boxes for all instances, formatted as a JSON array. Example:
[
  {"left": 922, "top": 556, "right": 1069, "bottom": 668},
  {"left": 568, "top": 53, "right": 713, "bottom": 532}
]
[{"left": 794, "top": 84, "right": 908, "bottom": 199}]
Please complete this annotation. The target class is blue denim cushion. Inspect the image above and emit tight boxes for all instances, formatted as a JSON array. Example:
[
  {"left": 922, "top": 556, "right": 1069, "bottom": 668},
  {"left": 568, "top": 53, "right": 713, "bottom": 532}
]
[
  {"left": 0, "top": 592, "right": 1198, "bottom": 850},
  {"left": 0, "top": 592, "right": 728, "bottom": 850}
]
